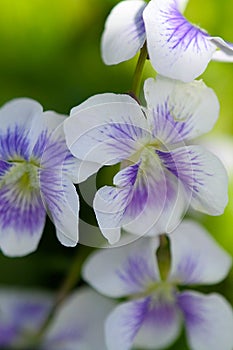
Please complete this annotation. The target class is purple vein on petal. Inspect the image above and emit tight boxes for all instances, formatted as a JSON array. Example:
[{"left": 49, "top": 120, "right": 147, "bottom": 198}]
[
  {"left": 160, "top": 1, "right": 209, "bottom": 52},
  {"left": 0, "top": 126, "right": 30, "bottom": 160},
  {"left": 117, "top": 254, "right": 156, "bottom": 292}
]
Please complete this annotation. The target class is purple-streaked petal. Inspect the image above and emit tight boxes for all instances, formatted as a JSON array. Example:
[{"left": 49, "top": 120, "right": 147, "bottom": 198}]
[
  {"left": 210, "top": 36, "right": 233, "bottom": 62},
  {"left": 158, "top": 145, "right": 228, "bottom": 215},
  {"left": 123, "top": 167, "right": 188, "bottom": 237},
  {"left": 105, "top": 298, "right": 150, "bottom": 350},
  {"left": 135, "top": 299, "right": 182, "bottom": 349},
  {"left": 64, "top": 93, "right": 150, "bottom": 167},
  {"left": 144, "top": 77, "right": 219, "bottom": 144},
  {"left": 178, "top": 291, "right": 233, "bottom": 350},
  {"left": 0, "top": 288, "right": 53, "bottom": 346},
  {"left": 168, "top": 220, "right": 232, "bottom": 285},
  {"left": 40, "top": 115, "right": 94, "bottom": 184},
  {"left": 41, "top": 172, "right": 79, "bottom": 247},
  {"left": 0, "top": 98, "right": 44, "bottom": 155},
  {"left": 0, "top": 161, "right": 46, "bottom": 257},
  {"left": 101, "top": 0, "right": 146, "bottom": 65},
  {"left": 94, "top": 147, "right": 188, "bottom": 243},
  {"left": 44, "top": 288, "right": 115, "bottom": 350},
  {"left": 143, "top": 0, "right": 216, "bottom": 82},
  {"left": 93, "top": 150, "right": 168, "bottom": 243},
  {"left": 83, "top": 237, "right": 159, "bottom": 298},
  {"left": 38, "top": 125, "right": 80, "bottom": 246}
]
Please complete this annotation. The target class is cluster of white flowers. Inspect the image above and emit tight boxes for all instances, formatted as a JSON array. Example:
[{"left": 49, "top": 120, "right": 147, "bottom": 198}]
[{"left": 0, "top": 0, "right": 233, "bottom": 349}]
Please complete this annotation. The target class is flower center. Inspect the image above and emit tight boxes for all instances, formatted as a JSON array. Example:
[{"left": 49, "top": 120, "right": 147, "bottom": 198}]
[{"left": 0, "top": 159, "right": 40, "bottom": 192}]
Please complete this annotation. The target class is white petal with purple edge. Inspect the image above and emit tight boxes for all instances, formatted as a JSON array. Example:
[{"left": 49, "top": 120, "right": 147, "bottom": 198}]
[
  {"left": 83, "top": 237, "right": 159, "bottom": 298},
  {"left": 158, "top": 145, "right": 228, "bottom": 215},
  {"left": 135, "top": 299, "right": 182, "bottom": 349},
  {"left": 40, "top": 173, "right": 79, "bottom": 247},
  {"left": 143, "top": 0, "right": 216, "bottom": 82},
  {"left": 169, "top": 220, "right": 232, "bottom": 285},
  {"left": 105, "top": 298, "right": 150, "bottom": 350},
  {"left": 65, "top": 94, "right": 150, "bottom": 166},
  {"left": 178, "top": 291, "right": 233, "bottom": 350},
  {"left": 44, "top": 288, "right": 114, "bottom": 350},
  {"left": 68, "top": 158, "right": 101, "bottom": 183},
  {"left": 144, "top": 77, "right": 219, "bottom": 143},
  {"left": 101, "top": 0, "right": 147, "bottom": 65}
]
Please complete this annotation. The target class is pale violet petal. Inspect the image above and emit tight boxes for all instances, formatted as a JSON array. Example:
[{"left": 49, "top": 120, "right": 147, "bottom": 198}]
[
  {"left": 68, "top": 158, "right": 102, "bottom": 183},
  {"left": 64, "top": 94, "right": 150, "bottom": 166},
  {"left": 158, "top": 145, "right": 228, "bottom": 215},
  {"left": 105, "top": 298, "right": 150, "bottom": 350},
  {"left": 0, "top": 288, "right": 52, "bottom": 347},
  {"left": 101, "top": 0, "right": 147, "bottom": 65},
  {"left": 212, "top": 50, "right": 233, "bottom": 62},
  {"left": 43, "top": 111, "right": 67, "bottom": 135},
  {"left": 210, "top": 36, "right": 233, "bottom": 61},
  {"left": 168, "top": 220, "right": 232, "bottom": 285},
  {"left": 93, "top": 184, "right": 129, "bottom": 244},
  {"left": 143, "top": 0, "right": 216, "bottom": 82},
  {"left": 178, "top": 291, "right": 233, "bottom": 350},
  {"left": 144, "top": 77, "right": 219, "bottom": 143},
  {"left": 83, "top": 237, "right": 159, "bottom": 298},
  {"left": 44, "top": 288, "right": 114, "bottom": 350},
  {"left": 135, "top": 299, "right": 182, "bottom": 349},
  {"left": 41, "top": 174, "right": 79, "bottom": 247}
]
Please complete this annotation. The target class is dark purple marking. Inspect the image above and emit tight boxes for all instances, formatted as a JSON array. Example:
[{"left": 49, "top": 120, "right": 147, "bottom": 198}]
[
  {"left": 151, "top": 102, "right": 193, "bottom": 145},
  {"left": 13, "top": 301, "right": 50, "bottom": 324},
  {"left": 0, "top": 324, "right": 18, "bottom": 346},
  {"left": 157, "top": 148, "right": 206, "bottom": 194},
  {"left": 160, "top": 1, "right": 209, "bottom": 52},
  {"left": 0, "top": 126, "right": 30, "bottom": 161},
  {"left": 117, "top": 254, "right": 156, "bottom": 292},
  {"left": 104, "top": 118, "right": 149, "bottom": 158},
  {"left": 122, "top": 298, "right": 151, "bottom": 344},
  {"left": 0, "top": 124, "right": 76, "bottom": 236},
  {"left": 0, "top": 184, "right": 46, "bottom": 236},
  {"left": 178, "top": 292, "right": 205, "bottom": 326},
  {"left": 145, "top": 298, "right": 178, "bottom": 328},
  {"left": 0, "top": 160, "right": 13, "bottom": 176},
  {"left": 127, "top": 4, "right": 146, "bottom": 42},
  {"left": 116, "top": 161, "right": 150, "bottom": 220}
]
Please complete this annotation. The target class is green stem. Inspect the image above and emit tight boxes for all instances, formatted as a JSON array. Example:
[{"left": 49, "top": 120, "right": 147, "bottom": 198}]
[
  {"left": 131, "top": 43, "right": 148, "bottom": 98},
  {"left": 157, "top": 234, "right": 171, "bottom": 281}
]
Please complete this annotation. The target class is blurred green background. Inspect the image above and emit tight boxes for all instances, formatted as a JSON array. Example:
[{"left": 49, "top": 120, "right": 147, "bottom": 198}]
[{"left": 0, "top": 0, "right": 232, "bottom": 349}]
